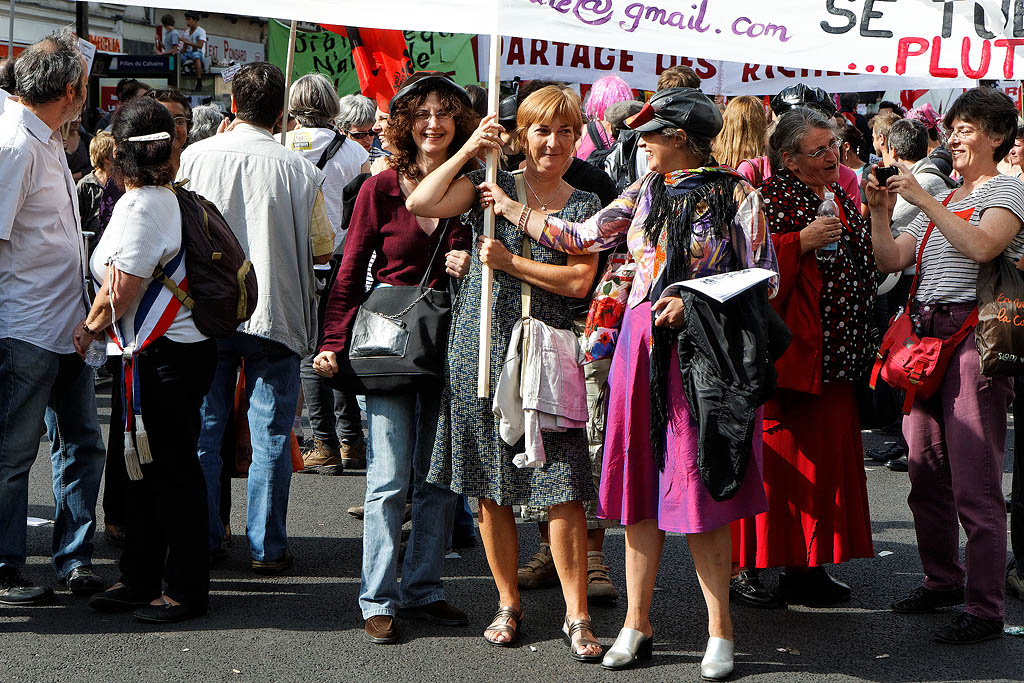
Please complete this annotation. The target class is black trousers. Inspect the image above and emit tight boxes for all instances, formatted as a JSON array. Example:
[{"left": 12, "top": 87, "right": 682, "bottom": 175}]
[
  {"left": 1012, "top": 378, "right": 1023, "bottom": 565},
  {"left": 115, "top": 337, "right": 216, "bottom": 608}
]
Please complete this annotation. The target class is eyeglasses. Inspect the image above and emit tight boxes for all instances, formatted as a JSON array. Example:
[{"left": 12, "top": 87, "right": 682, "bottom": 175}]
[
  {"left": 346, "top": 130, "right": 375, "bottom": 140},
  {"left": 413, "top": 109, "right": 455, "bottom": 122},
  {"left": 801, "top": 140, "right": 841, "bottom": 159},
  {"left": 172, "top": 115, "right": 191, "bottom": 128},
  {"left": 945, "top": 126, "right": 978, "bottom": 140}
]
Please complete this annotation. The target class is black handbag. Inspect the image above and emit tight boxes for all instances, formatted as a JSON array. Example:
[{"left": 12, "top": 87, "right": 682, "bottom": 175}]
[{"left": 331, "top": 220, "right": 453, "bottom": 395}]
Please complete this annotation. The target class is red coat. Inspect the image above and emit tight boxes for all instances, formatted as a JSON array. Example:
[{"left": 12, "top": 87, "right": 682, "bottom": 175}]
[{"left": 769, "top": 231, "right": 823, "bottom": 396}]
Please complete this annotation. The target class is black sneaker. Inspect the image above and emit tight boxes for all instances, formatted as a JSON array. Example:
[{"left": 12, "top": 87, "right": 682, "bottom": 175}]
[
  {"left": 779, "top": 567, "right": 851, "bottom": 607},
  {"left": 866, "top": 441, "right": 905, "bottom": 463},
  {"left": 0, "top": 568, "right": 54, "bottom": 606},
  {"left": 730, "top": 570, "right": 785, "bottom": 609},
  {"left": 398, "top": 599, "right": 469, "bottom": 626},
  {"left": 891, "top": 585, "right": 965, "bottom": 613},
  {"left": 64, "top": 566, "right": 104, "bottom": 596},
  {"left": 934, "top": 612, "right": 1003, "bottom": 644},
  {"left": 885, "top": 455, "right": 909, "bottom": 472}
]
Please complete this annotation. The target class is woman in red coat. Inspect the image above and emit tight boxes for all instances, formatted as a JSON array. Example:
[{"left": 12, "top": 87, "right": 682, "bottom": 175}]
[{"left": 730, "top": 106, "right": 875, "bottom": 608}]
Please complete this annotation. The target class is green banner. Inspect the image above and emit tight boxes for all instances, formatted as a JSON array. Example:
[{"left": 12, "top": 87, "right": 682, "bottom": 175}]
[{"left": 268, "top": 20, "right": 479, "bottom": 96}]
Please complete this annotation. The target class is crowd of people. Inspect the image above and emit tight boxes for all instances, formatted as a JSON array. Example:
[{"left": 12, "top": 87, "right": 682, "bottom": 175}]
[{"left": 1, "top": 27, "right": 1023, "bottom": 679}]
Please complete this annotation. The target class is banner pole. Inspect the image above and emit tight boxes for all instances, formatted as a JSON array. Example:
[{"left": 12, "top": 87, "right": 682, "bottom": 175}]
[
  {"left": 477, "top": 32, "right": 501, "bottom": 399},
  {"left": 8, "top": 0, "right": 14, "bottom": 58},
  {"left": 279, "top": 19, "right": 297, "bottom": 146}
]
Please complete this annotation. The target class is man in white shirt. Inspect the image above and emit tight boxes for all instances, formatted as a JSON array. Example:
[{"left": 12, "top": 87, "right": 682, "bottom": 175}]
[
  {"left": 0, "top": 29, "right": 106, "bottom": 606},
  {"left": 178, "top": 62, "right": 334, "bottom": 575},
  {"left": 181, "top": 11, "right": 207, "bottom": 89}
]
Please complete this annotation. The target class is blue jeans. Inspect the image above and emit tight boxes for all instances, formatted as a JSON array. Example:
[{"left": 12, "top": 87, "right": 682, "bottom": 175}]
[
  {"left": 196, "top": 332, "right": 300, "bottom": 561},
  {"left": 360, "top": 389, "right": 456, "bottom": 618},
  {"left": 0, "top": 338, "right": 105, "bottom": 579}
]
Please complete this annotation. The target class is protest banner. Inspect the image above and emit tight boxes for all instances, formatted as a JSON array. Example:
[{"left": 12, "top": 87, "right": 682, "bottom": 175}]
[
  {"left": 267, "top": 19, "right": 478, "bottom": 95},
  {"left": 478, "top": 36, "right": 977, "bottom": 95},
  {"left": 110, "top": 1, "right": 1024, "bottom": 82}
]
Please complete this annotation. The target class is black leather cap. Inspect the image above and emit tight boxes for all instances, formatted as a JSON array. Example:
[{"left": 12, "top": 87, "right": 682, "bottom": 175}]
[
  {"left": 770, "top": 84, "right": 837, "bottom": 117},
  {"left": 389, "top": 72, "right": 472, "bottom": 116},
  {"left": 498, "top": 94, "right": 519, "bottom": 129}
]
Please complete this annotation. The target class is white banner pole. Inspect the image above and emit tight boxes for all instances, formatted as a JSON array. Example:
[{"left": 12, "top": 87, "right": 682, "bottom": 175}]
[
  {"left": 8, "top": 0, "right": 15, "bottom": 58},
  {"left": 477, "top": 32, "right": 501, "bottom": 399},
  {"left": 279, "top": 20, "right": 297, "bottom": 146}
]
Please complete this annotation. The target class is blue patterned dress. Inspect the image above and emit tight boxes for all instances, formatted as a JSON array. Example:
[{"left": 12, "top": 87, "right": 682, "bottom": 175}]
[{"left": 427, "top": 169, "right": 601, "bottom": 506}]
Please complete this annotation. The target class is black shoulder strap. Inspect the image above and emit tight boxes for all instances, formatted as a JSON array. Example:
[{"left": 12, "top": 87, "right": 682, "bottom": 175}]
[
  {"left": 587, "top": 121, "right": 607, "bottom": 151},
  {"left": 316, "top": 131, "right": 347, "bottom": 170},
  {"left": 418, "top": 219, "right": 453, "bottom": 288},
  {"left": 918, "top": 166, "right": 959, "bottom": 189}
]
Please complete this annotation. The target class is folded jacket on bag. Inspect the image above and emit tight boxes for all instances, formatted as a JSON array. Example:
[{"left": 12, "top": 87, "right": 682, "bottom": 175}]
[{"left": 493, "top": 318, "right": 588, "bottom": 469}]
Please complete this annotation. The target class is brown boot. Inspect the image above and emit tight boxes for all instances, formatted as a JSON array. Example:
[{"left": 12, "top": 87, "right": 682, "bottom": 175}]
[
  {"left": 300, "top": 438, "right": 342, "bottom": 475},
  {"left": 586, "top": 550, "right": 618, "bottom": 603},
  {"left": 340, "top": 438, "right": 366, "bottom": 469},
  {"left": 517, "top": 544, "right": 559, "bottom": 589}
]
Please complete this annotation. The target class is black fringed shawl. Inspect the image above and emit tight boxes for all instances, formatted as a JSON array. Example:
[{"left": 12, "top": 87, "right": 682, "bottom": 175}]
[{"left": 644, "top": 167, "right": 746, "bottom": 470}]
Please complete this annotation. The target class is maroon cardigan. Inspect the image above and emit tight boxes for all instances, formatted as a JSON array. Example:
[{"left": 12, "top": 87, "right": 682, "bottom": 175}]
[{"left": 320, "top": 168, "right": 470, "bottom": 354}]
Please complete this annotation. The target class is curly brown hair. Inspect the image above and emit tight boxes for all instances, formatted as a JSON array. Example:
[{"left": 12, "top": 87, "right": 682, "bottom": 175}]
[{"left": 385, "top": 84, "right": 479, "bottom": 181}]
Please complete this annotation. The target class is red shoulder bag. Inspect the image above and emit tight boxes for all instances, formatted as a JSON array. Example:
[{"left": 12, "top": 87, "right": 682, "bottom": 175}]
[{"left": 869, "top": 195, "right": 978, "bottom": 413}]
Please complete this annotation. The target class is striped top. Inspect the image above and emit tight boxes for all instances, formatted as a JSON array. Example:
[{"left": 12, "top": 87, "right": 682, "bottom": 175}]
[
  {"left": 538, "top": 170, "right": 776, "bottom": 308},
  {"left": 900, "top": 174, "right": 1024, "bottom": 304}
]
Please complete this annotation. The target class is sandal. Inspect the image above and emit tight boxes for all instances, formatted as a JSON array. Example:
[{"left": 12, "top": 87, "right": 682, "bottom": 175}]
[
  {"left": 562, "top": 616, "right": 604, "bottom": 662},
  {"left": 483, "top": 605, "right": 524, "bottom": 647}
]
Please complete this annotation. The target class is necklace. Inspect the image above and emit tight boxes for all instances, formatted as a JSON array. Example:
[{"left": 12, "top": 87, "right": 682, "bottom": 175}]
[{"left": 523, "top": 172, "right": 560, "bottom": 212}]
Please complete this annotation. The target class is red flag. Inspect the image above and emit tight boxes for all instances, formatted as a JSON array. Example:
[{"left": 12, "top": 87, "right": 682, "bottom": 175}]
[
  {"left": 320, "top": 25, "right": 411, "bottom": 110},
  {"left": 900, "top": 89, "right": 929, "bottom": 111}
]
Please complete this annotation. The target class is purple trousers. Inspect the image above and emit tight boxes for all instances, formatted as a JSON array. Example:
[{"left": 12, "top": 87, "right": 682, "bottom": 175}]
[{"left": 904, "top": 302, "right": 1014, "bottom": 621}]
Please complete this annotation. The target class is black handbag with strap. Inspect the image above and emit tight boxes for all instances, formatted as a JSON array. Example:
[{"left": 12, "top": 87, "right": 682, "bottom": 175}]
[{"left": 329, "top": 220, "right": 453, "bottom": 395}]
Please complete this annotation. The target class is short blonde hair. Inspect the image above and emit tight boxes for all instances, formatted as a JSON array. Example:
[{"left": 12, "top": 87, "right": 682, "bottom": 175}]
[
  {"left": 89, "top": 131, "right": 115, "bottom": 170},
  {"left": 514, "top": 85, "right": 584, "bottom": 151}
]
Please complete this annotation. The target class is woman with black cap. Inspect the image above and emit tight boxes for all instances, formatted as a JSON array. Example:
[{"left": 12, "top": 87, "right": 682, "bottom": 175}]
[
  {"left": 471, "top": 87, "right": 778, "bottom": 679},
  {"left": 313, "top": 72, "right": 473, "bottom": 645}
]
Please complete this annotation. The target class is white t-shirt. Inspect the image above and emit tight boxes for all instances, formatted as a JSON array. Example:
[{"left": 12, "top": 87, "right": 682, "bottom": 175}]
[
  {"left": 183, "top": 26, "right": 206, "bottom": 51},
  {"left": 287, "top": 127, "right": 369, "bottom": 251},
  {"left": 91, "top": 186, "right": 206, "bottom": 344},
  {"left": 900, "top": 173, "right": 1024, "bottom": 303}
]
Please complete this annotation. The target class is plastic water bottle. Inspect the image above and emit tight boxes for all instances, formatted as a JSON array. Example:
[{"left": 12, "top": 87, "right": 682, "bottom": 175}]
[
  {"left": 815, "top": 191, "right": 839, "bottom": 262},
  {"left": 84, "top": 340, "right": 107, "bottom": 368}
]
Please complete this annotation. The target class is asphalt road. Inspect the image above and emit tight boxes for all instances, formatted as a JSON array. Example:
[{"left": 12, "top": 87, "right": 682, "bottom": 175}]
[{"left": 1, "top": 391, "right": 1021, "bottom": 683}]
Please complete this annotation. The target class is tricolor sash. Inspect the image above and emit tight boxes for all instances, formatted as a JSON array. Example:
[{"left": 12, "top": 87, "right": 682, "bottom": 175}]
[{"left": 107, "top": 246, "right": 188, "bottom": 480}]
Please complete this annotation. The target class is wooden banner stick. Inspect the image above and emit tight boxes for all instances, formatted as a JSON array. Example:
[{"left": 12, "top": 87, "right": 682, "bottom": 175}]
[{"left": 477, "top": 32, "right": 501, "bottom": 399}]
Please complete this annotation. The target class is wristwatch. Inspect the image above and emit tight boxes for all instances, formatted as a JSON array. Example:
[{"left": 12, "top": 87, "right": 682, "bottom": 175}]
[{"left": 82, "top": 321, "right": 101, "bottom": 336}]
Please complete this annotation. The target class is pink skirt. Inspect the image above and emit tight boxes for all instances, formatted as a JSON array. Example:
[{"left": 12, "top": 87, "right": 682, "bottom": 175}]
[{"left": 598, "top": 301, "right": 768, "bottom": 534}]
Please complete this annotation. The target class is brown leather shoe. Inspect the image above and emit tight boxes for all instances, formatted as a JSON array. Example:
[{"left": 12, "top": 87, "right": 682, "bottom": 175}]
[
  {"left": 340, "top": 438, "right": 366, "bottom": 469},
  {"left": 364, "top": 615, "right": 398, "bottom": 643},
  {"left": 300, "top": 438, "right": 342, "bottom": 475},
  {"left": 586, "top": 551, "right": 618, "bottom": 604}
]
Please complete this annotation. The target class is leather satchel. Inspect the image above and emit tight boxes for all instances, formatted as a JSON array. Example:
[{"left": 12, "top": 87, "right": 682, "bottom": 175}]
[
  {"left": 870, "top": 195, "right": 978, "bottom": 413},
  {"left": 335, "top": 220, "right": 453, "bottom": 394}
]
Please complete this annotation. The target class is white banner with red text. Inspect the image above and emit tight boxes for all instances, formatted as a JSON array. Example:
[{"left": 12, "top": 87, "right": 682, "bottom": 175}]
[{"left": 102, "top": 1, "right": 1024, "bottom": 81}]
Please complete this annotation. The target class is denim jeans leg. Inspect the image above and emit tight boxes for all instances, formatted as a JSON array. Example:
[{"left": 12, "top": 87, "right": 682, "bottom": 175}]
[
  {"left": 196, "top": 336, "right": 242, "bottom": 553},
  {"left": 360, "top": 392, "right": 417, "bottom": 618},
  {"left": 1012, "top": 379, "right": 1024, "bottom": 565},
  {"left": 400, "top": 389, "right": 456, "bottom": 608},
  {"left": 335, "top": 388, "right": 364, "bottom": 443},
  {"left": 241, "top": 335, "right": 300, "bottom": 562},
  {"left": 0, "top": 339, "right": 59, "bottom": 571},
  {"left": 299, "top": 353, "right": 340, "bottom": 448},
  {"left": 45, "top": 353, "right": 105, "bottom": 579}
]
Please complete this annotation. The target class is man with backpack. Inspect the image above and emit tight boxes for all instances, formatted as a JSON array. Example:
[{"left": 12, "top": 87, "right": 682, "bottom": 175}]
[
  {"left": 285, "top": 73, "right": 370, "bottom": 475},
  {"left": 177, "top": 63, "right": 335, "bottom": 575},
  {"left": 865, "top": 117, "right": 958, "bottom": 472}
]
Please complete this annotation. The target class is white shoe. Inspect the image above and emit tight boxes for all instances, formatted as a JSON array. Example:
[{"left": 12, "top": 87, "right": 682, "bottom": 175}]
[
  {"left": 601, "top": 627, "right": 654, "bottom": 670},
  {"left": 700, "top": 636, "right": 734, "bottom": 681}
]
